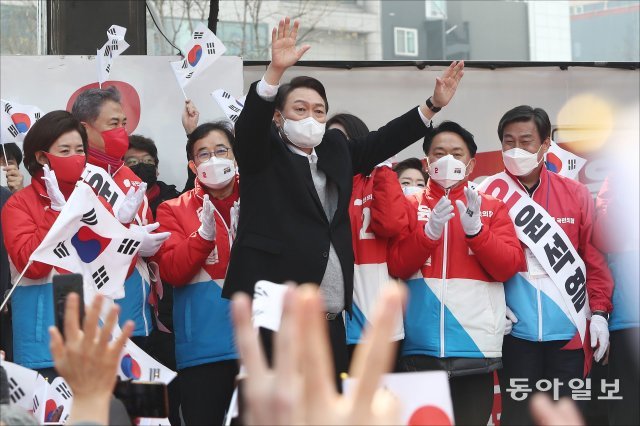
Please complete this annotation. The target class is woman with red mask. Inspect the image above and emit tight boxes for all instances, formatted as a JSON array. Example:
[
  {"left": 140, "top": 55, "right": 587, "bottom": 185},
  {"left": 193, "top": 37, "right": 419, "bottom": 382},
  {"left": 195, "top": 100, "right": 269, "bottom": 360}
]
[{"left": 1, "top": 110, "right": 88, "bottom": 379}]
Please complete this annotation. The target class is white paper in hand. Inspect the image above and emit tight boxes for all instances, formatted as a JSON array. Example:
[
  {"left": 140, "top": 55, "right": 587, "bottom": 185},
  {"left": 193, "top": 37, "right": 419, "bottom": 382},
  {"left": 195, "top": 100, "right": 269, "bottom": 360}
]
[
  {"left": 343, "top": 371, "right": 455, "bottom": 426},
  {"left": 252, "top": 280, "right": 288, "bottom": 331}
]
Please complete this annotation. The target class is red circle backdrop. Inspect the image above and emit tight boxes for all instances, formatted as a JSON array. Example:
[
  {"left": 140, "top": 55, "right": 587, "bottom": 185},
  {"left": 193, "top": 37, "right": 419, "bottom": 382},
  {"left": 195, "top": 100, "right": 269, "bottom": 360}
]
[{"left": 66, "top": 81, "right": 141, "bottom": 133}]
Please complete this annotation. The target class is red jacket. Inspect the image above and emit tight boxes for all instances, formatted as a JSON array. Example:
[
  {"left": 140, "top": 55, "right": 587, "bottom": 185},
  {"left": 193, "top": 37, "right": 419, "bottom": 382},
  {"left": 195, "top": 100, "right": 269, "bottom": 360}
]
[
  {"left": 2, "top": 174, "right": 112, "bottom": 278},
  {"left": 347, "top": 166, "right": 408, "bottom": 343},
  {"left": 154, "top": 178, "right": 239, "bottom": 285},
  {"left": 389, "top": 179, "right": 525, "bottom": 283}
]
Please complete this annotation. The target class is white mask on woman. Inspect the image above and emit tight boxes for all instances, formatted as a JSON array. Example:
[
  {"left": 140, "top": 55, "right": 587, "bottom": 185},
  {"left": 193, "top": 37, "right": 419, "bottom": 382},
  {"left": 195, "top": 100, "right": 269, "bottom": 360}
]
[
  {"left": 502, "top": 146, "right": 543, "bottom": 176},
  {"left": 402, "top": 185, "right": 424, "bottom": 196},
  {"left": 196, "top": 157, "right": 236, "bottom": 189},
  {"left": 282, "top": 116, "right": 326, "bottom": 149},
  {"left": 427, "top": 154, "right": 468, "bottom": 189}
]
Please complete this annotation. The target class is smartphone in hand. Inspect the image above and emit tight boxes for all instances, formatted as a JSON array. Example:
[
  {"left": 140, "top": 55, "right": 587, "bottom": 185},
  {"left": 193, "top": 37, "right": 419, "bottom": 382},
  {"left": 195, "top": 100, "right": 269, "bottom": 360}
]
[{"left": 52, "top": 274, "right": 84, "bottom": 338}]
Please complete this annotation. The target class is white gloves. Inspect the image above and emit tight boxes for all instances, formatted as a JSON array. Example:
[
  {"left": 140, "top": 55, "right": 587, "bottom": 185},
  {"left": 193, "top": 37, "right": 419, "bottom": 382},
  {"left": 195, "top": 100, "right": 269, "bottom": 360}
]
[
  {"left": 455, "top": 186, "right": 482, "bottom": 236},
  {"left": 42, "top": 164, "right": 66, "bottom": 211},
  {"left": 198, "top": 194, "right": 217, "bottom": 241},
  {"left": 424, "top": 196, "right": 455, "bottom": 240},
  {"left": 230, "top": 199, "right": 240, "bottom": 241},
  {"left": 131, "top": 222, "right": 171, "bottom": 257},
  {"left": 117, "top": 183, "right": 147, "bottom": 224},
  {"left": 590, "top": 314, "right": 610, "bottom": 362},
  {"left": 505, "top": 306, "right": 518, "bottom": 335}
]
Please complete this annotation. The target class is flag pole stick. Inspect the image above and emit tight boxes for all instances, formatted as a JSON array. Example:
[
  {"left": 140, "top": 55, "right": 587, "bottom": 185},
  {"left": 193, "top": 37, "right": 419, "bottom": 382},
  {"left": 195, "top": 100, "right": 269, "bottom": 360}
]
[
  {"left": 1, "top": 143, "right": 7, "bottom": 164},
  {"left": 0, "top": 260, "right": 33, "bottom": 312},
  {"left": 180, "top": 85, "right": 188, "bottom": 101}
]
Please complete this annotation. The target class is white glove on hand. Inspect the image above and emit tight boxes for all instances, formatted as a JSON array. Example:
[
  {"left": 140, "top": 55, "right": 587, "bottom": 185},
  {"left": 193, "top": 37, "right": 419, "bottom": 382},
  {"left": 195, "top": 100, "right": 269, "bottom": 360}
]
[
  {"left": 505, "top": 306, "right": 518, "bottom": 335},
  {"left": 590, "top": 314, "right": 610, "bottom": 362},
  {"left": 198, "top": 194, "right": 217, "bottom": 241},
  {"left": 131, "top": 222, "right": 171, "bottom": 257},
  {"left": 117, "top": 183, "right": 147, "bottom": 224},
  {"left": 42, "top": 164, "right": 66, "bottom": 211},
  {"left": 424, "top": 196, "right": 455, "bottom": 241},
  {"left": 455, "top": 186, "right": 482, "bottom": 236},
  {"left": 230, "top": 199, "right": 240, "bottom": 241}
]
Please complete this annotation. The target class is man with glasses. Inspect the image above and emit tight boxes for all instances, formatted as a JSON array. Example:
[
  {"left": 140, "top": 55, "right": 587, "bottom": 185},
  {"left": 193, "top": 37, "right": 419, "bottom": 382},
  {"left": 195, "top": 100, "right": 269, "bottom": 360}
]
[
  {"left": 125, "top": 135, "right": 180, "bottom": 218},
  {"left": 154, "top": 121, "right": 240, "bottom": 425}
]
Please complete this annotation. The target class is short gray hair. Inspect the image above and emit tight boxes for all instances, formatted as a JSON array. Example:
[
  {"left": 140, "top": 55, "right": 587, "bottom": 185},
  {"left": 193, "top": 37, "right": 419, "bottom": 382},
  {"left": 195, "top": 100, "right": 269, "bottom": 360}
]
[{"left": 71, "top": 85, "right": 122, "bottom": 124}]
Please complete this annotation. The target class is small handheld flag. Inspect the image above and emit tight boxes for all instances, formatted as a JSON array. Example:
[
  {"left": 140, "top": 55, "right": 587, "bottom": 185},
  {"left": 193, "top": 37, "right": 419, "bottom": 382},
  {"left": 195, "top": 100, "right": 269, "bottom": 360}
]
[
  {"left": 170, "top": 23, "right": 227, "bottom": 98},
  {"left": 1, "top": 99, "right": 43, "bottom": 147},
  {"left": 545, "top": 140, "right": 587, "bottom": 180},
  {"left": 97, "top": 25, "right": 130, "bottom": 88},
  {"left": 211, "top": 89, "right": 245, "bottom": 125}
]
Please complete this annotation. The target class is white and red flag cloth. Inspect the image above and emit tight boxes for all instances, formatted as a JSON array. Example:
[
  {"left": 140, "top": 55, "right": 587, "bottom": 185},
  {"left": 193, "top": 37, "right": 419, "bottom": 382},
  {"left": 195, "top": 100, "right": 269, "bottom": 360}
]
[
  {"left": 170, "top": 23, "right": 227, "bottom": 89},
  {"left": 29, "top": 181, "right": 143, "bottom": 300},
  {"left": 97, "top": 25, "right": 130, "bottom": 86},
  {"left": 118, "top": 336, "right": 177, "bottom": 385},
  {"left": 1, "top": 99, "right": 42, "bottom": 146},
  {"left": 32, "top": 376, "right": 74, "bottom": 424},
  {"left": 211, "top": 89, "right": 245, "bottom": 125},
  {"left": 545, "top": 140, "right": 587, "bottom": 180},
  {"left": 343, "top": 371, "right": 455, "bottom": 426},
  {"left": 2, "top": 358, "right": 74, "bottom": 424}
]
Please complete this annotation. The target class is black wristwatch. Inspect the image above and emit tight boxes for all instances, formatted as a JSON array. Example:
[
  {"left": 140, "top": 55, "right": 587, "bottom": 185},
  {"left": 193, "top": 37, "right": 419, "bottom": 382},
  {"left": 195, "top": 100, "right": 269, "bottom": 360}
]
[
  {"left": 426, "top": 97, "right": 442, "bottom": 113},
  {"left": 592, "top": 310, "right": 609, "bottom": 321}
]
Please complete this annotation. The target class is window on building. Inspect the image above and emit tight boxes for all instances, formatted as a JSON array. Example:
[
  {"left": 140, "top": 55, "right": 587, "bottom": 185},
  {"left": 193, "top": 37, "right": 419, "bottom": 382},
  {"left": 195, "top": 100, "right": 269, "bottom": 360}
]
[
  {"left": 394, "top": 27, "right": 418, "bottom": 56},
  {"left": 0, "top": 0, "right": 46, "bottom": 55}
]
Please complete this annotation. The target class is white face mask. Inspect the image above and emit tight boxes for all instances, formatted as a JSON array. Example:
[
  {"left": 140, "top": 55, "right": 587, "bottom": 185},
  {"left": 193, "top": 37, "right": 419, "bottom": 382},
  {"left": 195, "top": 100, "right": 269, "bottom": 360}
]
[
  {"left": 427, "top": 154, "right": 468, "bottom": 189},
  {"left": 402, "top": 185, "right": 424, "bottom": 196},
  {"left": 196, "top": 157, "right": 236, "bottom": 190},
  {"left": 0, "top": 168, "right": 7, "bottom": 188},
  {"left": 502, "top": 146, "right": 543, "bottom": 176},
  {"left": 282, "top": 116, "right": 326, "bottom": 149}
]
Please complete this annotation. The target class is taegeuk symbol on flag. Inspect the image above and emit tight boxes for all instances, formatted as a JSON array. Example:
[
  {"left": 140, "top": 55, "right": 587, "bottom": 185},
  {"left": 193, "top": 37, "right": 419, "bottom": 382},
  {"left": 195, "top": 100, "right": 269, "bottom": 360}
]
[{"left": 29, "top": 181, "right": 143, "bottom": 300}]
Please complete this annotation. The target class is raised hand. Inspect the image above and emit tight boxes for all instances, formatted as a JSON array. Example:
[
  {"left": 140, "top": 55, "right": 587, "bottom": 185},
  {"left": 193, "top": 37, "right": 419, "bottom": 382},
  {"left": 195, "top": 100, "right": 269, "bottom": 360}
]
[
  {"left": 117, "top": 182, "right": 147, "bottom": 224},
  {"left": 232, "top": 283, "right": 405, "bottom": 426},
  {"left": 42, "top": 164, "right": 66, "bottom": 211},
  {"left": 49, "top": 293, "right": 134, "bottom": 425},
  {"left": 265, "top": 17, "right": 311, "bottom": 85},
  {"left": 182, "top": 99, "right": 200, "bottom": 135},
  {"left": 431, "top": 60, "right": 465, "bottom": 109}
]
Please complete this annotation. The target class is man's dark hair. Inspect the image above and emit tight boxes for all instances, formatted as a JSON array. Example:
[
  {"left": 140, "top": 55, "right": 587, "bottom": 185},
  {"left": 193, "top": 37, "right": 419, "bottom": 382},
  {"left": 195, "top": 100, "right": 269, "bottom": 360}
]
[
  {"left": 23, "top": 110, "right": 88, "bottom": 176},
  {"left": 326, "top": 113, "right": 369, "bottom": 140},
  {"left": 0, "top": 142, "right": 23, "bottom": 166},
  {"left": 186, "top": 121, "right": 235, "bottom": 161},
  {"left": 71, "top": 85, "right": 121, "bottom": 124},
  {"left": 393, "top": 157, "right": 428, "bottom": 182},
  {"left": 423, "top": 121, "right": 477, "bottom": 157},
  {"left": 128, "top": 134, "right": 158, "bottom": 164},
  {"left": 497, "top": 105, "right": 551, "bottom": 142},
  {"left": 275, "top": 76, "right": 329, "bottom": 112}
]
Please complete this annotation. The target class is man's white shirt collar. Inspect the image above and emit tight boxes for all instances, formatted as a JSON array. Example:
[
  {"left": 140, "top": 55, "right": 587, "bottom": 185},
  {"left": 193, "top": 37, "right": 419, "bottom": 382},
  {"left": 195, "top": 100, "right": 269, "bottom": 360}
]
[{"left": 287, "top": 143, "right": 318, "bottom": 164}]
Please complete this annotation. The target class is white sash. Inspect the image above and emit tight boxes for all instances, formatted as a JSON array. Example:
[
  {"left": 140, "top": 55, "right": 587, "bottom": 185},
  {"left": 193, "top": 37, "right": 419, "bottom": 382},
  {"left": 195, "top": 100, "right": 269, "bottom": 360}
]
[
  {"left": 478, "top": 172, "right": 588, "bottom": 343},
  {"left": 81, "top": 164, "right": 143, "bottom": 225}
]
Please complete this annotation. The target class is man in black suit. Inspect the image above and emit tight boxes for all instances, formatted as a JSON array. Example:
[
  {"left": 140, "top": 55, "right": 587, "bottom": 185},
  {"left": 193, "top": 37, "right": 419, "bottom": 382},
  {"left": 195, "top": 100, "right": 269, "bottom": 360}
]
[{"left": 223, "top": 17, "right": 464, "bottom": 378}]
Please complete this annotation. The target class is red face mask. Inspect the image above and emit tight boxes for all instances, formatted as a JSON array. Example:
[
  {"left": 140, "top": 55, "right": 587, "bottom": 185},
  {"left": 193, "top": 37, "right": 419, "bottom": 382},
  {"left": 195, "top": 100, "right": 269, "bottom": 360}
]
[
  {"left": 100, "top": 127, "right": 129, "bottom": 159},
  {"left": 44, "top": 153, "right": 86, "bottom": 184}
]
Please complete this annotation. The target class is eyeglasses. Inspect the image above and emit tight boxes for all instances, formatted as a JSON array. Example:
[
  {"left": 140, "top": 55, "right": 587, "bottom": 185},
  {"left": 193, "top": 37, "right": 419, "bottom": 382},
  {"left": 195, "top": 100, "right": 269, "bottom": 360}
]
[
  {"left": 125, "top": 157, "right": 156, "bottom": 167},
  {"left": 196, "top": 147, "right": 231, "bottom": 163}
]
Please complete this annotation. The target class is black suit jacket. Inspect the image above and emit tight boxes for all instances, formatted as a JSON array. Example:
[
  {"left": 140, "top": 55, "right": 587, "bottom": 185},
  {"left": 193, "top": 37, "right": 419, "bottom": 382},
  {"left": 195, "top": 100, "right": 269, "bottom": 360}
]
[{"left": 222, "top": 81, "right": 432, "bottom": 311}]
